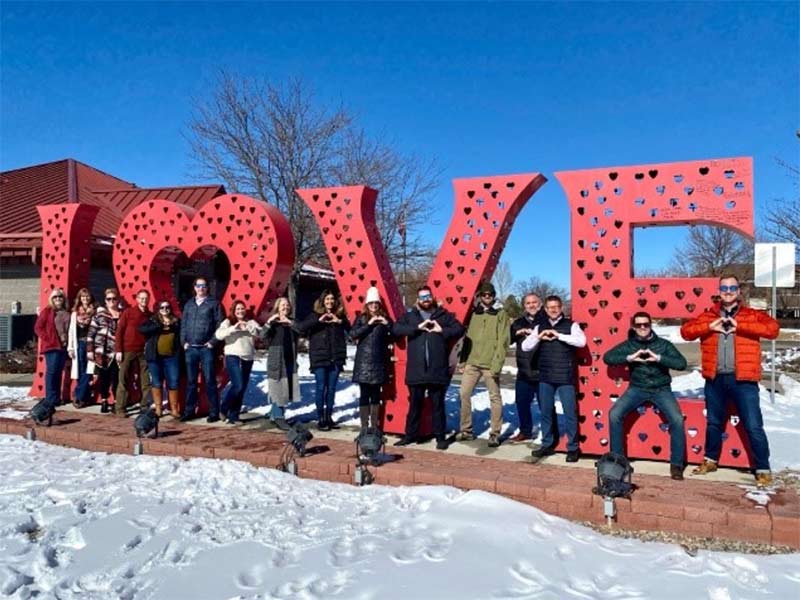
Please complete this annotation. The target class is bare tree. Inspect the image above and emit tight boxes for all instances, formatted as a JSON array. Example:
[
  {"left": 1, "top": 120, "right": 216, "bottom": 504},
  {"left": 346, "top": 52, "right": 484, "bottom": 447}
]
[
  {"left": 185, "top": 72, "right": 440, "bottom": 300},
  {"left": 668, "top": 226, "right": 753, "bottom": 277},
  {"left": 514, "top": 276, "right": 571, "bottom": 313},
  {"left": 492, "top": 261, "right": 513, "bottom": 300},
  {"left": 762, "top": 158, "right": 799, "bottom": 259}
]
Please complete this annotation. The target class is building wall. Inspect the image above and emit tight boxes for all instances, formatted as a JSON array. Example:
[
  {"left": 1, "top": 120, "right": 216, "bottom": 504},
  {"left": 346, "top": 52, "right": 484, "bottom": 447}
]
[{"left": 0, "top": 262, "right": 117, "bottom": 315}]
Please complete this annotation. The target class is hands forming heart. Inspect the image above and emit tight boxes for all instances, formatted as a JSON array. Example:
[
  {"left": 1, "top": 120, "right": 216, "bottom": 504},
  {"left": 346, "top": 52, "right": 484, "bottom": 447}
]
[
  {"left": 710, "top": 317, "right": 737, "bottom": 334},
  {"left": 418, "top": 319, "right": 442, "bottom": 333},
  {"left": 538, "top": 329, "right": 559, "bottom": 341},
  {"left": 628, "top": 348, "right": 660, "bottom": 363},
  {"left": 369, "top": 316, "right": 388, "bottom": 325}
]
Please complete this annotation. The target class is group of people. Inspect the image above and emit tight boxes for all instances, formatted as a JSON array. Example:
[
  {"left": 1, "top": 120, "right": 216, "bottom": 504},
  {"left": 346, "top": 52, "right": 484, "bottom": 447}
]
[
  {"left": 389, "top": 275, "right": 778, "bottom": 487},
  {"left": 33, "top": 278, "right": 299, "bottom": 429},
  {"left": 33, "top": 273, "right": 779, "bottom": 485}
]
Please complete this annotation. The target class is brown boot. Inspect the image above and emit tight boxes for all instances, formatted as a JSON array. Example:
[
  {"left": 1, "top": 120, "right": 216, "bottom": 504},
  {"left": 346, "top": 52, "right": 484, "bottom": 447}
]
[
  {"left": 167, "top": 390, "right": 181, "bottom": 418},
  {"left": 692, "top": 459, "right": 718, "bottom": 475},
  {"left": 755, "top": 472, "right": 773, "bottom": 488},
  {"left": 151, "top": 388, "right": 163, "bottom": 418}
]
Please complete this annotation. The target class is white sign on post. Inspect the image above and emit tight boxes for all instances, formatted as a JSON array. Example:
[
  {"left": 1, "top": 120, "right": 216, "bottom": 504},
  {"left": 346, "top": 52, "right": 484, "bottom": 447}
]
[{"left": 754, "top": 243, "right": 796, "bottom": 288}]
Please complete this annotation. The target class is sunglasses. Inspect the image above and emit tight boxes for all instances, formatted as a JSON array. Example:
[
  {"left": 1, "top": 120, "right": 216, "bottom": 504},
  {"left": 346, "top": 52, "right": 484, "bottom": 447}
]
[
  {"left": 53, "top": 295, "right": 65, "bottom": 299},
  {"left": 480, "top": 292, "right": 495, "bottom": 297},
  {"left": 105, "top": 297, "right": 117, "bottom": 301},
  {"left": 159, "top": 305, "right": 171, "bottom": 310},
  {"left": 719, "top": 285, "right": 739, "bottom": 293},
  {"left": 418, "top": 294, "right": 433, "bottom": 301},
  {"left": 195, "top": 283, "right": 208, "bottom": 289},
  {"left": 633, "top": 322, "right": 651, "bottom": 329}
]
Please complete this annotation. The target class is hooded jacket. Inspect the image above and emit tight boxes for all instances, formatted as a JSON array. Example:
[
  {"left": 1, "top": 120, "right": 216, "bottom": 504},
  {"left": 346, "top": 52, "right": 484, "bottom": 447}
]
[
  {"left": 603, "top": 329, "right": 687, "bottom": 391},
  {"left": 459, "top": 302, "right": 510, "bottom": 375}
]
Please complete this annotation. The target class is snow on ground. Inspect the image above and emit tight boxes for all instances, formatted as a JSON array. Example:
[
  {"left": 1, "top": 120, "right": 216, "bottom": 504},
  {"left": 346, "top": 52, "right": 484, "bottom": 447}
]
[{"left": 0, "top": 435, "right": 798, "bottom": 600}]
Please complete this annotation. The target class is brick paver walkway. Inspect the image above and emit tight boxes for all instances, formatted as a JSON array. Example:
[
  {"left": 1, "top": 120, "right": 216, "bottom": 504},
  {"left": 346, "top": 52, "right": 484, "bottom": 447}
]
[{"left": 1, "top": 410, "right": 797, "bottom": 549}]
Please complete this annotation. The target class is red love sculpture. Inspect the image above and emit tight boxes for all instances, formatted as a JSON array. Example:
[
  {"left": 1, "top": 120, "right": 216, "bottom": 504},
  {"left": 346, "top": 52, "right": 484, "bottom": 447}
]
[
  {"left": 298, "top": 174, "right": 546, "bottom": 433},
  {"left": 112, "top": 194, "right": 295, "bottom": 415},
  {"left": 30, "top": 204, "right": 100, "bottom": 398},
  {"left": 112, "top": 194, "right": 294, "bottom": 317},
  {"left": 557, "top": 157, "right": 754, "bottom": 467}
]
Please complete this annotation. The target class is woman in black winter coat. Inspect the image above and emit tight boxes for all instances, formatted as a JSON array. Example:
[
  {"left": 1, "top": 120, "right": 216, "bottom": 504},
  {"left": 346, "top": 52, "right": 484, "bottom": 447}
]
[
  {"left": 294, "top": 289, "right": 350, "bottom": 430},
  {"left": 351, "top": 287, "right": 394, "bottom": 428}
]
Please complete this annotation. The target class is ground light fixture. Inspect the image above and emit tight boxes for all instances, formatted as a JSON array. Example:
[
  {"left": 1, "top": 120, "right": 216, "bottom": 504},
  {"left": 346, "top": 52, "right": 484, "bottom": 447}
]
[
  {"left": 592, "top": 452, "right": 635, "bottom": 526},
  {"left": 29, "top": 400, "right": 54, "bottom": 427},
  {"left": 354, "top": 426, "right": 385, "bottom": 486},
  {"left": 133, "top": 407, "right": 160, "bottom": 443},
  {"left": 279, "top": 423, "right": 313, "bottom": 475}
]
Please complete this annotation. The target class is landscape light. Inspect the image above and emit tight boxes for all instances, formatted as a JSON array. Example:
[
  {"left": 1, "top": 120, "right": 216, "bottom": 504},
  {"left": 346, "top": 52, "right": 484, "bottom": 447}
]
[
  {"left": 592, "top": 452, "right": 635, "bottom": 525},
  {"left": 29, "top": 400, "right": 54, "bottom": 427},
  {"left": 279, "top": 423, "right": 314, "bottom": 475},
  {"left": 134, "top": 408, "right": 160, "bottom": 439}
]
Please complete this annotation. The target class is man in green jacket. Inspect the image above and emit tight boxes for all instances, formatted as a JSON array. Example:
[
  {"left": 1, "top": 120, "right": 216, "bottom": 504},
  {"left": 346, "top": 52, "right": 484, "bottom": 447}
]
[
  {"left": 603, "top": 311, "right": 688, "bottom": 479},
  {"left": 456, "top": 282, "right": 511, "bottom": 448}
]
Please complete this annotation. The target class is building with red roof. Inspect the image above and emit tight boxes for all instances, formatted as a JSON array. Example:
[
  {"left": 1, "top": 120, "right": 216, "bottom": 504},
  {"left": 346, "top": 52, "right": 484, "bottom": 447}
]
[{"left": 0, "top": 158, "right": 226, "bottom": 313}]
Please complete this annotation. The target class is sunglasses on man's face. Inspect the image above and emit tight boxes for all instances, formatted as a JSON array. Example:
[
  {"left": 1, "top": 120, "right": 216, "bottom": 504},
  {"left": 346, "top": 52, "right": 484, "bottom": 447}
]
[
  {"left": 418, "top": 294, "right": 432, "bottom": 301},
  {"left": 719, "top": 285, "right": 739, "bottom": 293},
  {"left": 633, "top": 322, "right": 651, "bottom": 329},
  {"left": 481, "top": 292, "right": 495, "bottom": 297},
  {"left": 105, "top": 297, "right": 117, "bottom": 302},
  {"left": 195, "top": 283, "right": 208, "bottom": 289}
]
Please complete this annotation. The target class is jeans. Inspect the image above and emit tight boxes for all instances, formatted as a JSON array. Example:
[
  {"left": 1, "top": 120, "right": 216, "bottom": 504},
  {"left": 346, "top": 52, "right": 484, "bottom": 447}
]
[
  {"left": 313, "top": 365, "right": 341, "bottom": 423},
  {"left": 222, "top": 355, "right": 253, "bottom": 421},
  {"left": 514, "top": 377, "right": 538, "bottom": 437},
  {"left": 43, "top": 349, "right": 67, "bottom": 411},
  {"left": 704, "top": 374, "right": 770, "bottom": 472},
  {"left": 147, "top": 355, "right": 181, "bottom": 390},
  {"left": 538, "top": 381, "right": 578, "bottom": 452},
  {"left": 73, "top": 340, "right": 92, "bottom": 404},
  {"left": 185, "top": 346, "right": 219, "bottom": 418},
  {"left": 405, "top": 384, "right": 447, "bottom": 442},
  {"left": 609, "top": 386, "right": 686, "bottom": 466}
]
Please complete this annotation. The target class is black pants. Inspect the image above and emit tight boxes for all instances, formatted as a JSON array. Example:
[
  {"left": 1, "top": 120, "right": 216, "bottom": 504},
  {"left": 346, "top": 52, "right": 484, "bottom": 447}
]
[
  {"left": 96, "top": 361, "right": 120, "bottom": 401},
  {"left": 405, "top": 384, "right": 446, "bottom": 442},
  {"left": 359, "top": 383, "right": 382, "bottom": 407}
]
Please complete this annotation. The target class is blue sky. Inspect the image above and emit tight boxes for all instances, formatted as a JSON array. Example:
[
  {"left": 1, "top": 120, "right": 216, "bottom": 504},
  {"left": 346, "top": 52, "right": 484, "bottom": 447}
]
[{"left": 2, "top": 1, "right": 797, "bottom": 290}]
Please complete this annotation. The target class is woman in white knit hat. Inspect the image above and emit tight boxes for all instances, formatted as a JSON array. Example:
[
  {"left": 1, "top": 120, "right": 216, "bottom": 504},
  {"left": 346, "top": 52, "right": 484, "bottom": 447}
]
[{"left": 350, "top": 286, "right": 394, "bottom": 429}]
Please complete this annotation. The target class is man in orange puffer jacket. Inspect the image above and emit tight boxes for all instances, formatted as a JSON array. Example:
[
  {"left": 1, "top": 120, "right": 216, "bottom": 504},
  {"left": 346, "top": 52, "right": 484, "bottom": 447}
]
[{"left": 681, "top": 274, "right": 779, "bottom": 487}]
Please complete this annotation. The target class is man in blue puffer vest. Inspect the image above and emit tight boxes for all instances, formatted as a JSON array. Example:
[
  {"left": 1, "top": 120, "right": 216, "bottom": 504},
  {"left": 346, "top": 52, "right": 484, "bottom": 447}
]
[{"left": 522, "top": 295, "right": 586, "bottom": 462}]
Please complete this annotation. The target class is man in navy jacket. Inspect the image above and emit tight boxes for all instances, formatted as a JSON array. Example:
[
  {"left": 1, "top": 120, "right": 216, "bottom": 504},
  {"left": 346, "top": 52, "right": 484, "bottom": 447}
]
[
  {"left": 180, "top": 277, "right": 223, "bottom": 422},
  {"left": 393, "top": 286, "right": 464, "bottom": 450}
]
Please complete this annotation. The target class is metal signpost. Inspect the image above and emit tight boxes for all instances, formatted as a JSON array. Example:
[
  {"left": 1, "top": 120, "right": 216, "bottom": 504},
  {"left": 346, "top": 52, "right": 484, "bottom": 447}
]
[{"left": 754, "top": 243, "right": 796, "bottom": 403}]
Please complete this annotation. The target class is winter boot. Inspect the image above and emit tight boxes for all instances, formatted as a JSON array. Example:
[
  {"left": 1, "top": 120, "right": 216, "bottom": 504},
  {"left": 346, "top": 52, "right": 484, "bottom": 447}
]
[
  {"left": 168, "top": 390, "right": 181, "bottom": 418},
  {"left": 151, "top": 387, "right": 163, "bottom": 418}
]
